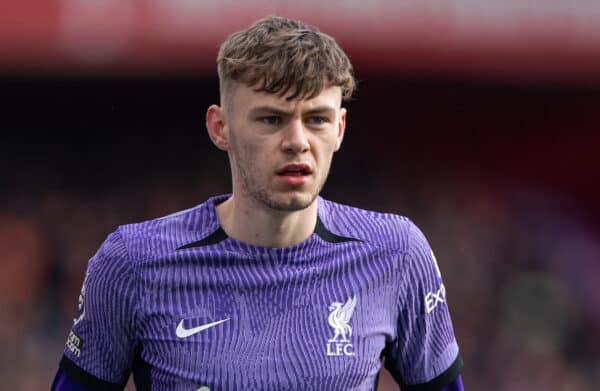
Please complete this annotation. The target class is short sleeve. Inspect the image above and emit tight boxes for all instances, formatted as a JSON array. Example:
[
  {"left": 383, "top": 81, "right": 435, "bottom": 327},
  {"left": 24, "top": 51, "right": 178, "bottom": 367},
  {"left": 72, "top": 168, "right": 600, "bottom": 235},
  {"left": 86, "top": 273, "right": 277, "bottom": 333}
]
[
  {"left": 384, "top": 220, "right": 463, "bottom": 389},
  {"left": 60, "top": 229, "right": 139, "bottom": 389}
]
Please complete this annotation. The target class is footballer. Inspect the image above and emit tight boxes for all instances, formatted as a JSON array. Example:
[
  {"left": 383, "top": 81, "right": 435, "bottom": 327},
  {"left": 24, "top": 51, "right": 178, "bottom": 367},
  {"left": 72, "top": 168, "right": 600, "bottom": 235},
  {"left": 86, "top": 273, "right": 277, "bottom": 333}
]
[{"left": 52, "top": 15, "right": 464, "bottom": 391}]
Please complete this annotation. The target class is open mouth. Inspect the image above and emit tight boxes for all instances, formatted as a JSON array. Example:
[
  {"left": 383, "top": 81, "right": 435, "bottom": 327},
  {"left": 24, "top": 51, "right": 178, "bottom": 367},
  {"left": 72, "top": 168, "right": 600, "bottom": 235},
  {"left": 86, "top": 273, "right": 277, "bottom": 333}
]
[{"left": 276, "top": 163, "right": 312, "bottom": 177}]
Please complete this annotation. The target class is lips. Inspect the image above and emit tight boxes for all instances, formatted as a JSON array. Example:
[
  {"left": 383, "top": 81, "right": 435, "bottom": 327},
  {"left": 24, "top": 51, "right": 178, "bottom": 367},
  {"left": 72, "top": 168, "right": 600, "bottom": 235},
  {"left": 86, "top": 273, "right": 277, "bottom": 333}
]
[{"left": 276, "top": 163, "right": 313, "bottom": 176}]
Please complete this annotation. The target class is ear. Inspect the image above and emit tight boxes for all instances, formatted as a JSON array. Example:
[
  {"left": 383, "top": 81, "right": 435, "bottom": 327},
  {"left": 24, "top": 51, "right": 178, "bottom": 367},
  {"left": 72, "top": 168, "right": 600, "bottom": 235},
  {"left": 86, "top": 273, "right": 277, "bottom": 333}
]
[
  {"left": 334, "top": 108, "right": 347, "bottom": 152},
  {"left": 206, "top": 104, "right": 229, "bottom": 151}
]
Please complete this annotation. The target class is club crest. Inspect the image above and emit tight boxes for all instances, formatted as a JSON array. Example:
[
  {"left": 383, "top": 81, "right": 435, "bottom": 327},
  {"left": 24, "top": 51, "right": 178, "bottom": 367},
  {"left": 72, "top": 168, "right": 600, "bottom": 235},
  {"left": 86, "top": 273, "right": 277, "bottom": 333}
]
[{"left": 326, "top": 296, "right": 357, "bottom": 356}]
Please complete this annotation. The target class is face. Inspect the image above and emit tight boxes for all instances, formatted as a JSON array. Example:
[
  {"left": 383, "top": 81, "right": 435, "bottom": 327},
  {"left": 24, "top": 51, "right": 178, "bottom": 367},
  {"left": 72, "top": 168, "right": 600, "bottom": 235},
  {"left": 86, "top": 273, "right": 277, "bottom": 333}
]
[{"left": 207, "top": 84, "right": 346, "bottom": 212}]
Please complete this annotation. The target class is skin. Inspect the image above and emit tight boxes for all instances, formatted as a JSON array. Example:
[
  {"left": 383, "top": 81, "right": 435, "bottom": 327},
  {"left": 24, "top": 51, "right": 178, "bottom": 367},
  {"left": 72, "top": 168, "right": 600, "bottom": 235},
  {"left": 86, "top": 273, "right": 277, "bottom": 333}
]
[{"left": 206, "top": 83, "right": 346, "bottom": 248}]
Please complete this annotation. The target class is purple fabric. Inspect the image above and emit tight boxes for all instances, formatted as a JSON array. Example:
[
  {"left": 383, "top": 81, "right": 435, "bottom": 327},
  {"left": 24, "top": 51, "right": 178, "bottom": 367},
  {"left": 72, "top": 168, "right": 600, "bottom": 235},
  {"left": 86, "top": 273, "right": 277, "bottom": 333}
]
[
  {"left": 51, "top": 369, "right": 88, "bottom": 391},
  {"left": 58, "top": 194, "right": 461, "bottom": 390}
]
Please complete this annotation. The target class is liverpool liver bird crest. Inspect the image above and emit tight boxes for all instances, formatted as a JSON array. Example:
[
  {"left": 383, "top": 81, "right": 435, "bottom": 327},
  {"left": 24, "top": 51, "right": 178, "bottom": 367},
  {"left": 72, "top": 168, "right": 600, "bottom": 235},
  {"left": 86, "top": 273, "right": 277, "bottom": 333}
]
[{"left": 327, "top": 296, "right": 357, "bottom": 342}]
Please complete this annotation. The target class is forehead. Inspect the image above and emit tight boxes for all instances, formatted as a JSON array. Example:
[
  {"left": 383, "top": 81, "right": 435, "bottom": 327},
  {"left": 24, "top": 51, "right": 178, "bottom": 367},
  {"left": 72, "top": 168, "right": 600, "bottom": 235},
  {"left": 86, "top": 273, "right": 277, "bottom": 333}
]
[{"left": 228, "top": 83, "right": 343, "bottom": 114}]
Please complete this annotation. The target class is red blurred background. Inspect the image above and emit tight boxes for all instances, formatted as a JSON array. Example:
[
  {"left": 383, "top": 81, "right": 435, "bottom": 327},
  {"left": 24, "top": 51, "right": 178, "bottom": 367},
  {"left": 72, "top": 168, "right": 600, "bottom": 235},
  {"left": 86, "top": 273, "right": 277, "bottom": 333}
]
[{"left": 1, "top": 1, "right": 599, "bottom": 390}]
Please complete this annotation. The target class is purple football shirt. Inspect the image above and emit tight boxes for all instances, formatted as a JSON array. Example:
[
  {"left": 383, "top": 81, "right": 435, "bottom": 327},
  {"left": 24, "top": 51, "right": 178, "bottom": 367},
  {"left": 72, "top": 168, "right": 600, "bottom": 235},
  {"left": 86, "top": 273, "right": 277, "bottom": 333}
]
[{"left": 59, "top": 194, "right": 462, "bottom": 390}]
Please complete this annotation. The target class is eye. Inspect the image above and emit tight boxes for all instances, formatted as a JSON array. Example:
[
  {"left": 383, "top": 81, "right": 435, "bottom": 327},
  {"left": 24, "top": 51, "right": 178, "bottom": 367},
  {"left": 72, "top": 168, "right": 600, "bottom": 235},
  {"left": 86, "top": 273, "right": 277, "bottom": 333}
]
[
  {"left": 306, "top": 116, "right": 328, "bottom": 126},
  {"left": 260, "top": 116, "right": 282, "bottom": 126}
]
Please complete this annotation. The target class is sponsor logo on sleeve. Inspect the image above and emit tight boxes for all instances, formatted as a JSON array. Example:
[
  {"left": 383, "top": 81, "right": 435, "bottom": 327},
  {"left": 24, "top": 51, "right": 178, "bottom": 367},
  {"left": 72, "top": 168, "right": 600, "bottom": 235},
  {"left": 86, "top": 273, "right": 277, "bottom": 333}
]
[
  {"left": 73, "top": 272, "right": 88, "bottom": 326},
  {"left": 425, "top": 250, "right": 447, "bottom": 314},
  {"left": 66, "top": 330, "right": 83, "bottom": 357},
  {"left": 425, "top": 284, "right": 446, "bottom": 314}
]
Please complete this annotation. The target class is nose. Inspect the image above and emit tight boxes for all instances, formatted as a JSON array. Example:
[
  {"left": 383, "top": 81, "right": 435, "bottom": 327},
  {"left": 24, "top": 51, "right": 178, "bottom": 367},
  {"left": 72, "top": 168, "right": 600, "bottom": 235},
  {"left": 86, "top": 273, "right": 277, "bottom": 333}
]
[{"left": 281, "top": 119, "right": 310, "bottom": 154}]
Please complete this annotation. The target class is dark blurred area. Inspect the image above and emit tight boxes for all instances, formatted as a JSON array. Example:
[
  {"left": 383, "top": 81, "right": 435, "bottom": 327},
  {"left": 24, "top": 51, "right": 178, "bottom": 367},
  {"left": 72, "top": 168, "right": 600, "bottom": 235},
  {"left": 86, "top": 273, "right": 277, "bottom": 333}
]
[{"left": 2, "top": 1, "right": 600, "bottom": 390}]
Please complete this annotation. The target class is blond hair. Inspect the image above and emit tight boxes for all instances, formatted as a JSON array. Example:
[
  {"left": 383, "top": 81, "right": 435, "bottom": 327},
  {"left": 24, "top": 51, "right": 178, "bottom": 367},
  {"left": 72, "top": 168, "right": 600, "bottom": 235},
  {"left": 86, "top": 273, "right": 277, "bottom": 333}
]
[{"left": 217, "top": 15, "right": 355, "bottom": 102}]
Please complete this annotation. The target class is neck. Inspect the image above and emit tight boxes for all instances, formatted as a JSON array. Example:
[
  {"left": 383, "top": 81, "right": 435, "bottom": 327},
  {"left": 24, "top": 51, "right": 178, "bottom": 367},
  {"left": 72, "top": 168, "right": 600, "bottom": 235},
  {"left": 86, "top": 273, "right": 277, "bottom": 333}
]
[{"left": 216, "top": 194, "right": 318, "bottom": 248}]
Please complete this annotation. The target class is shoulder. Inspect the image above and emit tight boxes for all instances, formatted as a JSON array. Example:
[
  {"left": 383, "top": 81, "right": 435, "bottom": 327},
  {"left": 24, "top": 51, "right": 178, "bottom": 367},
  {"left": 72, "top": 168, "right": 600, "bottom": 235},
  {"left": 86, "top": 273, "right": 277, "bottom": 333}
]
[
  {"left": 115, "top": 196, "right": 220, "bottom": 263},
  {"left": 318, "top": 197, "right": 423, "bottom": 253}
]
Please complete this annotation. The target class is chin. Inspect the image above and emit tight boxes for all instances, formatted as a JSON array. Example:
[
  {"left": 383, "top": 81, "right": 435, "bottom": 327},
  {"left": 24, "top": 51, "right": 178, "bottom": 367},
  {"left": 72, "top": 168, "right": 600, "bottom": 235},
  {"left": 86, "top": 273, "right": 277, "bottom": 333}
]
[{"left": 259, "top": 191, "right": 317, "bottom": 212}]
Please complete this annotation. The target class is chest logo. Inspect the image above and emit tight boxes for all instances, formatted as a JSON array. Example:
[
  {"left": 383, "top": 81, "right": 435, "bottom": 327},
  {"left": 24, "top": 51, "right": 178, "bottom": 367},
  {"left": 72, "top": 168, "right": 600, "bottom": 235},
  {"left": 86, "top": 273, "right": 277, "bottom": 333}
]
[
  {"left": 176, "top": 318, "right": 230, "bottom": 338},
  {"left": 326, "top": 295, "right": 357, "bottom": 356}
]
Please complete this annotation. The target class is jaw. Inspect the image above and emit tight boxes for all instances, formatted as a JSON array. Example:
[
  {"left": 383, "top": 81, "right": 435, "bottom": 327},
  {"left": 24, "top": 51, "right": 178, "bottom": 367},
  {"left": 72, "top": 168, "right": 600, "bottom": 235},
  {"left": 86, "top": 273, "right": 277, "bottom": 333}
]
[{"left": 260, "top": 188, "right": 318, "bottom": 213}]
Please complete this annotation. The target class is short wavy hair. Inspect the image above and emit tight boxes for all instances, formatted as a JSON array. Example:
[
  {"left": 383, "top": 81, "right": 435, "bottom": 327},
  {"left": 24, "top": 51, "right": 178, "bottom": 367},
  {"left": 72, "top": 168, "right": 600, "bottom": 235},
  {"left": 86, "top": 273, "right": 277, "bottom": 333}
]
[{"left": 217, "top": 15, "right": 356, "bottom": 103}]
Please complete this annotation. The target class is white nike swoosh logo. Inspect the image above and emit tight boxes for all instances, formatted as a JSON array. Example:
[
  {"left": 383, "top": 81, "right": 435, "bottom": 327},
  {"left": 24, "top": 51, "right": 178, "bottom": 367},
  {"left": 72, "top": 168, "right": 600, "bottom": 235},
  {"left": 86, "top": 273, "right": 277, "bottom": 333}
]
[{"left": 175, "top": 318, "right": 230, "bottom": 338}]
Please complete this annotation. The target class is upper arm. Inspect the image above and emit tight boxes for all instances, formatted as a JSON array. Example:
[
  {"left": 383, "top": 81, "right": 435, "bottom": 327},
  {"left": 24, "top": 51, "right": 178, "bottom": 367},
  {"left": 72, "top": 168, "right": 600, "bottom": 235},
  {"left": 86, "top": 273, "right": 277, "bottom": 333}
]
[
  {"left": 384, "top": 221, "right": 463, "bottom": 389},
  {"left": 58, "top": 229, "right": 138, "bottom": 389}
]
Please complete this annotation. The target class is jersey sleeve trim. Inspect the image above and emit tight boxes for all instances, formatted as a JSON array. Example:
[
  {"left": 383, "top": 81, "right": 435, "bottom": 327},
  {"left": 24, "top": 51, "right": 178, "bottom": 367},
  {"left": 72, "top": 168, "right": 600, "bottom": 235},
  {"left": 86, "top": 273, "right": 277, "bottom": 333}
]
[
  {"left": 401, "top": 354, "right": 464, "bottom": 391},
  {"left": 59, "top": 355, "right": 126, "bottom": 391}
]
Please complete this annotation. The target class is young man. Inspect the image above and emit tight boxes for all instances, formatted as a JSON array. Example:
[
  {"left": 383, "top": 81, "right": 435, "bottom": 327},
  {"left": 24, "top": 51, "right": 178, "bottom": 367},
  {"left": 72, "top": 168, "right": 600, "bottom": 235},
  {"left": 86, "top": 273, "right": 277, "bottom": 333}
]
[{"left": 52, "top": 16, "right": 464, "bottom": 391}]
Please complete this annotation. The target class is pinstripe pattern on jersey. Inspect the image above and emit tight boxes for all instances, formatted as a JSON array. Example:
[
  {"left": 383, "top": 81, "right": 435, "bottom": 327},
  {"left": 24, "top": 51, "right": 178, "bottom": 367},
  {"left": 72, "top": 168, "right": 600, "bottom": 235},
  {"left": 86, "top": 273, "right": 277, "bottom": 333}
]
[{"left": 62, "top": 194, "right": 460, "bottom": 390}]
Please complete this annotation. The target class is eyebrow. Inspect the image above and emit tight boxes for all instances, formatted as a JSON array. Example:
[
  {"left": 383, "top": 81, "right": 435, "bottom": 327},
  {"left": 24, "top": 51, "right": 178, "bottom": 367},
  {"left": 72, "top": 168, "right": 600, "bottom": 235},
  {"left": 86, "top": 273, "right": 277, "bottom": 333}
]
[{"left": 249, "top": 105, "right": 336, "bottom": 117}]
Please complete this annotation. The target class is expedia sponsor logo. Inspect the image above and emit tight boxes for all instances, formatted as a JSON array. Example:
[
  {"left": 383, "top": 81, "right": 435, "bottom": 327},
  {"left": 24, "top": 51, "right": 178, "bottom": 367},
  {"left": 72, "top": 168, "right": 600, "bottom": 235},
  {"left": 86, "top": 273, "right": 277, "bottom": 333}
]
[{"left": 425, "top": 284, "right": 446, "bottom": 314}]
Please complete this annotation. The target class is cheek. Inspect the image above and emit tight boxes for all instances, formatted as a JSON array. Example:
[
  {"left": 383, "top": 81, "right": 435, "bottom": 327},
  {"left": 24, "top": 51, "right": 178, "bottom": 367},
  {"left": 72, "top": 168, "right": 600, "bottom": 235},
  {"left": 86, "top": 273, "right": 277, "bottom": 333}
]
[
  {"left": 314, "top": 139, "right": 338, "bottom": 162},
  {"left": 235, "top": 140, "right": 270, "bottom": 172}
]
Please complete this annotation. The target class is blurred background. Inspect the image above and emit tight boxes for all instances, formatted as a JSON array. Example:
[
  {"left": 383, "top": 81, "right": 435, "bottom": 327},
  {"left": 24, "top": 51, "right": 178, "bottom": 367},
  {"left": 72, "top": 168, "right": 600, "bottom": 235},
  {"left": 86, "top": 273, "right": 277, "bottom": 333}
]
[{"left": 1, "top": 1, "right": 600, "bottom": 390}]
